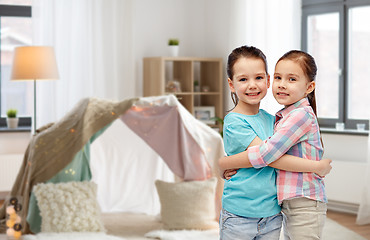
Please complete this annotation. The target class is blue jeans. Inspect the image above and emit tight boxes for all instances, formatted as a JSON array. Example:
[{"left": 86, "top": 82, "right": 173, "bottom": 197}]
[{"left": 219, "top": 208, "right": 282, "bottom": 240}]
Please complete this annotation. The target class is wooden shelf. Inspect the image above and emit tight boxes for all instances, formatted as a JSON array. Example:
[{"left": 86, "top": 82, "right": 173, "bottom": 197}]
[{"left": 143, "top": 57, "right": 224, "bottom": 126}]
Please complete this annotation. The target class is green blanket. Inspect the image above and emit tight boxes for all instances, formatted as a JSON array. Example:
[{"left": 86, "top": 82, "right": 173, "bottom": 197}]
[
  {"left": 0, "top": 97, "right": 137, "bottom": 234},
  {"left": 27, "top": 125, "right": 108, "bottom": 233}
]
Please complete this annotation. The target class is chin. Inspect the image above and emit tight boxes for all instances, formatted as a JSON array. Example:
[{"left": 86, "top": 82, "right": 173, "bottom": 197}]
[
  {"left": 247, "top": 99, "right": 263, "bottom": 105},
  {"left": 275, "top": 98, "right": 291, "bottom": 106}
]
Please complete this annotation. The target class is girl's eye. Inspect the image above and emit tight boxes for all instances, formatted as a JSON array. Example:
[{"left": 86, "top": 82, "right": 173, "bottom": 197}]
[
  {"left": 274, "top": 76, "right": 281, "bottom": 80},
  {"left": 289, "top": 77, "right": 296, "bottom": 82},
  {"left": 239, "top": 78, "right": 247, "bottom": 82},
  {"left": 256, "top": 76, "right": 263, "bottom": 80}
]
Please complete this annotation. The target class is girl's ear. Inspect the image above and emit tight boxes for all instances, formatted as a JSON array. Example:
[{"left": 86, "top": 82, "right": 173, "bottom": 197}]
[
  {"left": 228, "top": 78, "right": 235, "bottom": 92},
  {"left": 306, "top": 81, "right": 315, "bottom": 95}
]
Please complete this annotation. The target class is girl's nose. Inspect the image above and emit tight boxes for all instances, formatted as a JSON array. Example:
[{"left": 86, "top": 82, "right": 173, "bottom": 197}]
[
  {"left": 248, "top": 80, "right": 257, "bottom": 89},
  {"left": 278, "top": 81, "right": 286, "bottom": 89}
]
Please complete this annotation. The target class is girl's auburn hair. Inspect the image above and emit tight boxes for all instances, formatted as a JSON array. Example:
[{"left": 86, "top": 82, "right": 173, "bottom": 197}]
[
  {"left": 277, "top": 50, "right": 324, "bottom": 149},
  {"left": 277, "top": 50, "right": 318, "bottom": 116}
]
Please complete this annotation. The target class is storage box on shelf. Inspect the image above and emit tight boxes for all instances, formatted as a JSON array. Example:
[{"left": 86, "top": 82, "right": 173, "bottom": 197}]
[{"left": 143, "top": 57, "right": 224, "bottom": 128}]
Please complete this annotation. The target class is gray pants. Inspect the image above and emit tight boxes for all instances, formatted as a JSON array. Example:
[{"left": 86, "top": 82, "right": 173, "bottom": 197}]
[{"left": 282, "top": 198, "right": 327, "bottom": 240}]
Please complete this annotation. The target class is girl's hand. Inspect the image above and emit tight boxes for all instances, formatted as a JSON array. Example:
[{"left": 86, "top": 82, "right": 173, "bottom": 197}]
[
  {"left": 316, "top": 159, "right": 332, "bottom": 177},
  {"left": 224, "top": 169, "right": 238, "bottom": 180}
]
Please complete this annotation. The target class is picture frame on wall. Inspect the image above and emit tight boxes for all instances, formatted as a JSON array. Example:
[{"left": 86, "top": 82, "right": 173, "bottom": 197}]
[{"left": 193, "top": 106, "right": 215, "bottom": 124}]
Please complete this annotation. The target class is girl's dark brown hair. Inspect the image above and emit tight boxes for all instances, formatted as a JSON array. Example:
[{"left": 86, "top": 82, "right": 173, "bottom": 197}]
[
  {"left": 227, "top": 45, "right": 268, "bottom": 108},
  {"left": 276, "top": 50, "right": 318, "bottom": 116}
]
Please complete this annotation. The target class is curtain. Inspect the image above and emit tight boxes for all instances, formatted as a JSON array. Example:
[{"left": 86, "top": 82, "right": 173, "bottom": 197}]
[
  {"left": 227, "top": 0, "right": 301, "bottom": 115},
  {"left": 356, "top": 119, "right": 370, "bottom": 225},
  {"left": 32, "top": 0, "right": 135, "bottom": 128}
]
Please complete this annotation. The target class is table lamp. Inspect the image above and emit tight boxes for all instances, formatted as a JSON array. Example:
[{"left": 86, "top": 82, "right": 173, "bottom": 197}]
[{"left": 10, "top": 46, "right": 59, "bottom": 132}]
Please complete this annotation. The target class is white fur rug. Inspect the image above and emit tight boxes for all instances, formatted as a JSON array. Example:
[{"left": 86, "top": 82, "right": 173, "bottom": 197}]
[
  {"left": 23, "top": 232, "right": 126, "bottom": 240},
  {"left": 21, "top": 218, "right": 366, "bottom": 240},
  {"left": 320, "top": 218, "right": 366, "bottom": 240},
  {"left": 145, "top": 229, "right": 218, "bottom": 240},
  {"left": 144, "top": 218, "right": 366, "bottom": 240}
]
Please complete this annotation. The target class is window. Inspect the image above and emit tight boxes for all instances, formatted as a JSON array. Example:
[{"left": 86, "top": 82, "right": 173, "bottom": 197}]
[
  {"left": 347, "top": 6, "right": 370, "bottom": 120},
  {"left": 0, "top": 1, "right": 32, "bottom": 128},
  {"left": 302, "top": 0, "right": 369, "bottom": 131}
]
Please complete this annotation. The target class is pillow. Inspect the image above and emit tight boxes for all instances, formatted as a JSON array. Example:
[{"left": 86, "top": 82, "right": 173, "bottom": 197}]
[
  {"left": 155, "top": 177, "right": 218, "bottom": 230},
  {"left": 33, "top": 181, "right": 105, "bottom": 233}
]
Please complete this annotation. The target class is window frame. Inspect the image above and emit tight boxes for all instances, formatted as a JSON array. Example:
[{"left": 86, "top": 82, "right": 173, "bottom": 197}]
[
  {"left": 0, "top": 4, "right": 32, "bottom": 129},
  {"left": 302, "top": 0, "right": 369, "bottom": 132}
]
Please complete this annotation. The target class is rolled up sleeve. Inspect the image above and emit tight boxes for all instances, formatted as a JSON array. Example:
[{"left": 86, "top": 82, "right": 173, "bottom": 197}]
[{"left": 247, "top": 109, "right": 313, "bottom": 168}]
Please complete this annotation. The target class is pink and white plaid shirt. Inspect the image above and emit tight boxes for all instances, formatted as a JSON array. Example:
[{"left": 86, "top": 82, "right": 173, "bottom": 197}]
[{"left": 247, "top": 98, "right": 327, "bottom": 203}]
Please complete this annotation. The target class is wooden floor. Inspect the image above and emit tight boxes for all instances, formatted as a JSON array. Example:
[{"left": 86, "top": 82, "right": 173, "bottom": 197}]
[{"left": 0, "top": 199, "right": 369, "bottom": 239}]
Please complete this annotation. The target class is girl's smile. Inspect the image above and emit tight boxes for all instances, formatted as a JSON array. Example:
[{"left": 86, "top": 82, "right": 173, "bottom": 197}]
[
  {"left": 246, "top": 92, "right": 261, "bottom": 96},
  {"left": 275, "top": 92, "right": 289, "bottom": 96},
  {"left": 245, "top": 91, "right": 263, "bottom": 100},
  {"left": 228, "top": 57, "right": 270, "bottom": 114},
  {"left": 273, "top": 59, "right": 315, "bottom": 106}
]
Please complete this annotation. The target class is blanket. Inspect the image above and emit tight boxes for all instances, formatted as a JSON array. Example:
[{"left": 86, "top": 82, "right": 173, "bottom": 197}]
[
  {"left": 0, "top": 95, "right": 225, "bottom": 234},
  {"left": 0, "top": 97, "right": 137, "bottom": 233}
]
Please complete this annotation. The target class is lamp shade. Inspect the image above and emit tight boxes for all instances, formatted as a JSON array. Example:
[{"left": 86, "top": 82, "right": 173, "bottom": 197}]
[{"left": 11, "top": 46, "right": 59, "bottom": 81}]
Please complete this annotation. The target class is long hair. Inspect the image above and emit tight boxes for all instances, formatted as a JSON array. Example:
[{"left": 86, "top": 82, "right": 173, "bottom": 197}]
[
  {"left": 227, "top": 45, "right": 268, "bottom": 108},
  {"left": 277, "top": 50, "right": 324, "bottom": 148},
  {"left": 276, "top": 50, "right": 318, "bottom": 116}
]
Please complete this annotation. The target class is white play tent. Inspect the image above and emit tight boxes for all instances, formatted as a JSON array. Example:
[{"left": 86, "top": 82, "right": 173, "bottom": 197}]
[
  {"left": 90, "top": 95, "right": 225, "bottom": 214},
  {"left": 0, "top": 95, "right": 225, "bottom": 234}
]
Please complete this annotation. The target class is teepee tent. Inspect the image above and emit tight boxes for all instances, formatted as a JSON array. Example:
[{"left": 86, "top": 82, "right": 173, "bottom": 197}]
[{"left": 0, "top": 95, "right": 225, "bottom": 234}]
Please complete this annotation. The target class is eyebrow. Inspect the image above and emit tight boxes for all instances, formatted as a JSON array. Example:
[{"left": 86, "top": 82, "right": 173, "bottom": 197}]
[
  {"left": 234, "top": 74, "right": 246, "bottom": 79},
  {"left": 237, "top": 72, "right": 265, "bottom": 77},
  {"left": 256, "top": 72, "right": 266, "bottom": 75},
  {"left": 287, "top": 73, "right": 300, "bottom": 78},
  {"left": 274, "top": 72, "right": 299, "bottom": 78}
]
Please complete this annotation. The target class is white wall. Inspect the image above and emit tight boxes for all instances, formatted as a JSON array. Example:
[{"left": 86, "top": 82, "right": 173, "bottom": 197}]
[
  {"left": 0, "top": 132, "right": 30, "bottom": 191},
  {"left": 322, "top": 133, "right": 368, "bottom": 205},
  {"left": 131, "top": 0, "right": 231, "bottom": 101},
  {"left": 1, "top": 1, "right": 368, "bottom": 209},
  {"left": 133, "top": 0, "right": 206, "bottom": 97},
  {"left": 1, "top": 0, "right": 233, "bottom": 192},
  {"left": 0, "top": 132, "right": 30, "bottom": 155},
  {"left": 322, "top": 133, "right": 368, "bottom": 163},
  {"left": 203, "top": 0, "right": 232, "bottom": 114}
]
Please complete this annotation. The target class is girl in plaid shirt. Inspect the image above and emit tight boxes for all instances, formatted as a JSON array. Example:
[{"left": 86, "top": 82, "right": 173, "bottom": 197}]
[
  {"left": 219, "top": 46, "right": 331, "bottom": 240},
  {"left": 220, "top": 50, "right": 330, "bottom": 239}
]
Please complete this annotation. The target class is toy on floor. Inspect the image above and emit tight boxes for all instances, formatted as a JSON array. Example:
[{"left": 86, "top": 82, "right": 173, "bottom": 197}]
[{"left": 6, "top": 197, "right": 23, "bottom": 239}]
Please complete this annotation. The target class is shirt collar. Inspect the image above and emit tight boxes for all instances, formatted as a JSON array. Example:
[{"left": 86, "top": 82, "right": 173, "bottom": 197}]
[{"left": 276, "top": 98, "right": 310, "bottom": 119}]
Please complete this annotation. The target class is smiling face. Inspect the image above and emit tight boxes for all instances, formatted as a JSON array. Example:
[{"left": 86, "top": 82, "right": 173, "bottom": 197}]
[
  {"left": 228, "top": 57, "right": 270, "bottom": 114},
  {"left": 273, "top": 59, "right": 315, "bottom": 107}
]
